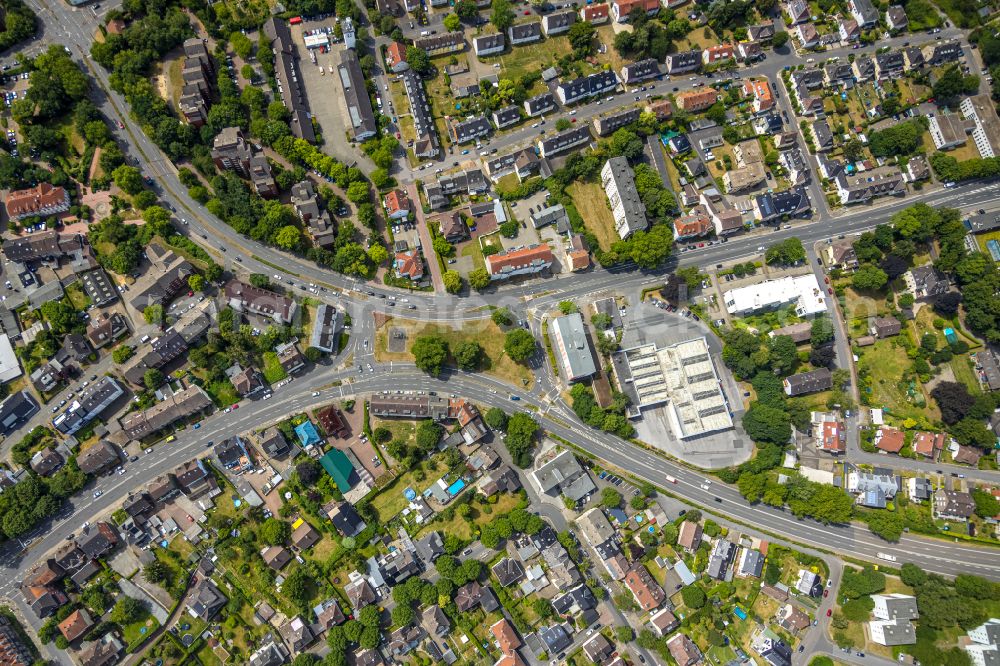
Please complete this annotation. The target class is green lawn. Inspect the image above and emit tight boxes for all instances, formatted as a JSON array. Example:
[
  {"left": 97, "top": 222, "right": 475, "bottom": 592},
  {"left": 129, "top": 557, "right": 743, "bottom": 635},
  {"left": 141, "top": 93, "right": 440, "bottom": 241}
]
[
  {"left": 261, "top": 352, "right": 287, "bottom": 384},
  {"left": 122, "top": 615, "right": 160, "bottom": 652},
  {"left": 65, "top": 282, "right": 91, "bottom": 311},
  {"left": 568, "top": 181, "right": 617, "bottom": 252},
  {"left": 460, "top": 240, "right": 485, "bottom": 272},
  {"left": 370, "top": 454, "right": 449, "bottom": 523},
  {"left": 493, "top": 37, "right": 573, "bottom": 83},
  {"left": 858, "top": 339, "right": 938, "bottom": 424}
]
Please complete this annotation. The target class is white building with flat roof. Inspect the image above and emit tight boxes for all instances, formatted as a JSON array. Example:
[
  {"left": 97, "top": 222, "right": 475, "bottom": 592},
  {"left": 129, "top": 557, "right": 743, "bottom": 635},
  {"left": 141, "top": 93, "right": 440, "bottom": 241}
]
[
  {"left": 549, "top": 313, "right": 597, "bottom": 382},
  {"left": 723, "top": 274, "right": 827, "bottom": 318},
  {"left": 0, "top": 335, "right": 21, "bottom": 383},
  {"left": 612, "top": 337, "right": 732, "bottom": 439}
]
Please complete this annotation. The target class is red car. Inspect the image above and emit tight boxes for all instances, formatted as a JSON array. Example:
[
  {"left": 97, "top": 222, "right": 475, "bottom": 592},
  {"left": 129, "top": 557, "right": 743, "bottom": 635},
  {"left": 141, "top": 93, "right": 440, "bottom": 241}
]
[
  {"left": 824, "top": 276, "right": 829, "bottom": 283},
  {"left": 188, "top": 291, "right": 194, "bottom": 297},
  {"left": 231, "top": 403, "right": 239, "bottom": 410},
  {"left": 827, "top": 609, "right": 832, "bottom": 617},
  {"left": 828, "top": 288, "right": 833, "bottom": 294},
  {"left": 116, "top": 120, "right": 124, "bottom": 129},
  {"left": 823, "top": 589, "right": 829, "bottom": 597}
]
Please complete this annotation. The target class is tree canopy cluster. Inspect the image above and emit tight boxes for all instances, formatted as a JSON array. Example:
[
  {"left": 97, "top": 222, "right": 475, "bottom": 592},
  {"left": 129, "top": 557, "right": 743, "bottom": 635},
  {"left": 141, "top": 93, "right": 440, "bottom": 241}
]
[
  {"left": 866, "top": 118, "right": 926, "bottom": 158},
  {"left": 569, "top": 383, "right": 635, "bottom": 439}
]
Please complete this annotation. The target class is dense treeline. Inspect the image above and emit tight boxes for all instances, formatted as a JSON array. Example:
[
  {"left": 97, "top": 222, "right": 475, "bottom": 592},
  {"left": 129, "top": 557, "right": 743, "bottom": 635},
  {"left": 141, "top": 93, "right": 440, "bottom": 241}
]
[
  {"left": 0, "top": 430, "right": 87, "bottom": 538},
  {"left": 0, "top": 0, "right": 37, "bottom": 53}
]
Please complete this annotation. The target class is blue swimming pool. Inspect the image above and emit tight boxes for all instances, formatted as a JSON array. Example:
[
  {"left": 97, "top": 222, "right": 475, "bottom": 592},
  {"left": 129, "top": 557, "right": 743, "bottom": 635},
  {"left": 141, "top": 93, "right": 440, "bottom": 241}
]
[{"left": 447, "top": 479, "right": 466, "bottom": 496}]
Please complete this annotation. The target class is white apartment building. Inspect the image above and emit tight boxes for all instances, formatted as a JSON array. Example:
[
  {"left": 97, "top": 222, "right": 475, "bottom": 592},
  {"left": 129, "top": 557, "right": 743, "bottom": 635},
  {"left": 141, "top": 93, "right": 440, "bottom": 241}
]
[
  {"left": 601, "top": 157, "right": 648, "bottom": 239},
  {"left": 961, "top": 94, "right": 1000, "bottom": 158}
]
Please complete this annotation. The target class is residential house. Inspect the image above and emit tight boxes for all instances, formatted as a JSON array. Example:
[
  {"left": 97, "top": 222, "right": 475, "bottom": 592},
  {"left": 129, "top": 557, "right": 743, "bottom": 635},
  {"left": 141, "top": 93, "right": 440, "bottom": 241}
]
[
  {"left": 783, "top": 368, "right": 833, "bottom": 396},
  {"left": 678, "top": 521, "right": 703, "bottom": 551},
  {"left": 676, "top": 88, "right": 719, "bottom": 112},
  {"left": 835, "top": 168, "right": 904, "bottom": 205},
  {"left": 413, "top": 31, "right": 464, "bottom": 55},
  {"left": 785, "top": 0, "right": 810, "bottom": 24},
  {"left": 933, "top": 489, "right": 975, "bottom": 520},
  {"left": 664, "top": 50, "right": 702, "bottom": 74},
  {"left": 59, "top": 608, "right": 94, "bottom": 643},
  {"left": 796, "top": 23, "right": 819, "bottom": 48},
  {"left": 624, "top": 564, "right": 666, "bottom": 611},
  {"left": 384, "top": 189, "right": 411, "bottom": 220},
  {"left": 702, "top": 44, "right": 735, "bottom": 65},
  {"left": 473, "top": 33, "right": 505, "bottom": 57},
  {"left": 188, "top": 578, "right": 227, "bottom": 621},
  {"left": 542, "top": 9, "right": 577, "bottom": 35},
  {"left": 223, "top": 279, "right": 297, "bottom": 324},
  {"left": 904, "top": 265, "right": 949, "bottom": 301},
  {"left": 667, "top": 634, "right": 703, "bottom": 666},
  {"left": 280, "top": 616, "right": 316, "bottom": 654},
  {"left": 451, "top": 116, "right": 492, "bottom": 144},
  {"left": 872, "top": 594, "right": 919, "bottom": 620},
  {"left": 524, "top": 92, "right": 557, "bottom": 117},
  {"left": 870, "top": 316, "right": 901, "bottom": 338},
  {"left": 610, "top": 0, "right": 659, "bottom": 22},
  {"left": 874, "top": 51, "right": 905, "bottom": 81},
  {"left": 621, "top": 58, "right": 660, "bottom": 85},
  {"left": 838, "top": 18, "right": 860, "bottom": 42},
  {"left": 913, "top": 431, "right": 945, "bottom": 459},
  {"left": 743, "top": 78, "right": 775, "bottom": 113},
  {"left": 581, "top": 3, "right": 610, "bottom": 23},
  {"left": 486, "top": 244, "right": 554, "bottom": 280},
  {"left": 394, "top": 249, "right": 425, "bottom": 281},
  {"left": 922, "top": 40, "right": 963, "bottom": 66},
  {"left": 886, "top": 5, "right": 908, "bottom": 31},
  {"left": 555, "top": 71, "right": 619, "bottom": 105},
  {"left": 849, "top": 0, "right": 879, "bottom": 27},
  {"left": 492, "top": 105, "right": 521, "bottom": 129},
  {"left": 650, "top": 608, "right": 679, "bottom": 636},
  {"left": 508, "top": 22, "right": 542, "bottom": 45},
  {"left": 385, "top": 42, "right": 409, "bottom": 71},
  {"left": 870, "top": 619, "right": 916, "bottom": 646}
]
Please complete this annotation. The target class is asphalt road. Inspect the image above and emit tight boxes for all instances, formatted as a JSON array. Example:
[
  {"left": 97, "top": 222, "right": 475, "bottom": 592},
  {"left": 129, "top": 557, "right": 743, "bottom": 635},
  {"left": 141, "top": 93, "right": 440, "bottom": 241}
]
[{"left": 6, "top": 0, "right": 1000, "bottom": 645}]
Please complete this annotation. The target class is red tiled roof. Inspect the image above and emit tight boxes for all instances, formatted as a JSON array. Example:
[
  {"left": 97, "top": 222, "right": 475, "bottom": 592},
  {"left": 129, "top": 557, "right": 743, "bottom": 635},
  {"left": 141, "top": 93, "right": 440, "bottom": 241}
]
[
  {"left": 581, "top": 3, "right": 610, "bottom": 20},
  {"left": 648, "top": 99, "right": 673, "bottom": 119},
  {"left": 912, "top": 431, "right": 945, "bottom": 458},
  {"left": 875, "top": 426, "right": 905, "bottom": 453},
  {"left": 704, "top": 44, "right": 735, "bottom": 61},
  {"left": 384, "top": 189, "right": 410, "bottom": 216},
  {"left": 676, "top": 89, "right": 719, "bottom": 111},
  {"left": 394, "top": 249, "right": 424, "bottom": 280},
  {"left": 491, "top": 619, "right": 521, "bottom": 654},
  {"left": 743, "top": 78, "right": 774, "bottom": 109},
  {"left": 673, "top": 212, "right": 711, "bottom": 238},
  {"left": 818, "top": 421, "right": 845, "bottom": 452},
  {"left": 59, "top": 609, "right": 93, "bottom": 642},
  {"left": 613, "top": 0, "right": 659, "bottom": 15},
  {"left": 568, "top": 249, "right": 590, "bottom": 271},
  {"left": 486, "top": 245, "right": 554, "bottom": 276},
  {"left": 5, "top": 183, "right": 68, "bottom": 218},
  {"left": 386, "top": 42, "right": 407, "bottom": 68}
]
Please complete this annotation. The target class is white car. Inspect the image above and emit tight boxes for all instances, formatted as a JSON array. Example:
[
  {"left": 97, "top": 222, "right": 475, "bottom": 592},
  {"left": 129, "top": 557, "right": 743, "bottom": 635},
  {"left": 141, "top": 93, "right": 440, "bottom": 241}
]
[
  {"left": 93, "top": 490, "right": 103, "bottom": 499},
  {"left": 145, "top": 448, "right": 153, "bottom": 454},
  {"left": 312, "top": 391, "right": 320, "bottom": 397}
]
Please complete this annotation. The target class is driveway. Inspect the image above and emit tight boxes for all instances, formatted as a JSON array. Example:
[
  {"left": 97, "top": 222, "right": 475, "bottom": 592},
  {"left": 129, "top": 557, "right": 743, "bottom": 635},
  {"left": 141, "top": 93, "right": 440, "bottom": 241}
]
[{"left": 408, "top": 182, "right": 445, "bottom": 294}]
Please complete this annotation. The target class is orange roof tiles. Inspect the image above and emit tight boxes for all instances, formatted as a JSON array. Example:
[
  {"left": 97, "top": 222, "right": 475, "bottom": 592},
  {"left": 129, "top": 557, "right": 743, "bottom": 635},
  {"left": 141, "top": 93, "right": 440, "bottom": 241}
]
[
  {"left": 875, "top": 426, "right": 905, "bottom": 453},
  {"left": 912, "top": 431, "right": 945, "bottom": 458},
  {"left": 486, "top": 244, "right": 554, "bottom": 276}
]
